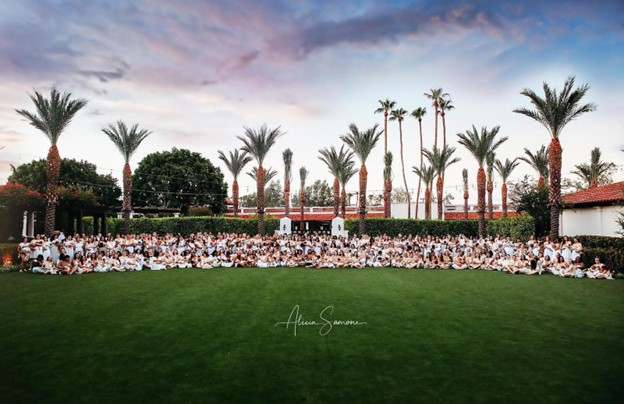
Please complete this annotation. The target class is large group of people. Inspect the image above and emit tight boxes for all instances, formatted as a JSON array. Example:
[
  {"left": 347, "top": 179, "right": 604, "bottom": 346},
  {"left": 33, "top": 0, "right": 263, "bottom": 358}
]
[{"left": 17, "top": 232, "right": 614, "bottom": 279}]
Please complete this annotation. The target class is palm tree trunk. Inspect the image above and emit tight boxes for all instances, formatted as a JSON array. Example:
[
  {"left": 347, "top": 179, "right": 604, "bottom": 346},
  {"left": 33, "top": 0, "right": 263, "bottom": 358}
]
[
  {"left": 424, "top": 187, "right": 431, "bottom": 220},
  {"left": 433, "top": 103, "right": 439, "bottom": 149},
  {"left": 257, "top": 165, "right": 265, "bottom": 235},
  {"left": 549, "top": 138, "right": 562, "bottom": 240},
  {"left": 487, "top": 180, "right": 493, "bottom": 220},
  {"left": 284, "top": 179, "right": 290, "bottom": 217},
  {"left": 44, "top": 145, "right": 61, "bottom": 236},
  {"left": 463, "top": 190, "right": 469, "bottom": 220},
  {"left": 384, "top": 112, "right": 388, "bottom": 155},
  {"left": 399, "top": 121, "right": 411, "bottom": 219},
  {"left": 436, "top": 176, "right": 443, "bottom": 220},
  {"left": 341, "top": 187, "right": 347, "bottom": 219},
  {"left": 359, "top": 165, "right": 367, "bottom": 235},
  {"left": 441, "top": 112, "right": 447, "bottom": 149},
  {"left": 300, "top": 191, "right": 305, "bottom": 231},
  {"left": 122, "top": 162, "right": 132, "bottom": 234},
  {"left": 477, "top": 167, "right": 486, "bottom": 238},
  {"left": 415, "top": 119, "right": 423, "bottom": 219},
  {"left": 333, "top": 177, "right": 340, "bottom": 217},
  {"left": 384, "top": 180, "right": 392, "bottom": 218},
  {"left": 232, "top": 180, "right": 239, "bottom": 217},
  {"left": 501, "top": 182, "right": 508, "bottom": 218}
]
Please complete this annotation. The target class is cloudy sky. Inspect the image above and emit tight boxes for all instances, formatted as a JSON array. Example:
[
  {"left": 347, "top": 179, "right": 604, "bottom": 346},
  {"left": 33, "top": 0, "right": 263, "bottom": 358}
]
[{"left": 1, "top": 0, "right": 623, "bottom": 204}]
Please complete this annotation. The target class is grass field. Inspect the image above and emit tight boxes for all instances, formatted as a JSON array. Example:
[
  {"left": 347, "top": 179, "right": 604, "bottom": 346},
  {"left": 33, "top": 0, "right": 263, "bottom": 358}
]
[{"left": 1, "top": 269, "right": 623, "bottom": 403}]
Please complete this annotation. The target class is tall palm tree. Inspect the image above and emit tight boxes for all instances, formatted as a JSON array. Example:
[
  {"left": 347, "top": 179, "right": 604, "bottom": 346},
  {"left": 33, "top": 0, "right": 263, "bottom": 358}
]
[
  {"left": 438, "top": 98, "right": 454, "bottom": 149},
  {"left": 519, "top": 146, "right": 549, "bottom": 187},
  {"left": 411, "top": 107, "right": 427, "bottom": 218},
  {"left": 486, "top": 151, "right": 495, "bottom": 220},
  {"left": 424, "top": 88, "right": 448, "bottom": 149},
  {"left": 247, "top": 166, "right": 277, "bottom": 185},
  {"left": 340, "top": 123, "right": 383, "bottom": 234},
  {"left": 457, "top": 125, "right": 508, "bottom": 238},
  {"left": 571, "top": 147, "right": 617, "bottom": 188},
  {"left": 383, "top": 152, "right": 393, "bottom": 218},
  {"left": 494, "top": 158, "right": 520, "bottom": 218},
  {"left": 389, "top": 108, "right": 411, "bottom": 218},
  {"left": 319, "top": 145, "right": 353, "bottom": 218},
  {"left": 513, "top": 76, "right": 596, "bottom": 240},
  {"left": 282, "top": 149, "right": 293, "bottom": 217},
  {"left": 102, "top": 121, "right": 152, "bottom": 234},
  {"left": 462, "top": 168, "right": 469, "bottom": 219},
  {"left": 15, "top": 87, "right": 88, "bottom": 236},
  {"left": 412, "top": 166, "right": 436, "bottom": 220},
  {"left": 423, "top": 146, "right": 460, "bottom": 220},
  {"left": 298, "top": 167, "right": 308, "bottom": 231},
  {"left": 238, "top": 124, "right": 284, "bottom": 235},
  {"left": 218, "top": 149, "right": 252, "bottom": 218},
  {"left": 374, "top": 99, "right": 396, "bottom": 156},
  {"left": 337, "top": 156, "right": 357, "bottom": 219}
]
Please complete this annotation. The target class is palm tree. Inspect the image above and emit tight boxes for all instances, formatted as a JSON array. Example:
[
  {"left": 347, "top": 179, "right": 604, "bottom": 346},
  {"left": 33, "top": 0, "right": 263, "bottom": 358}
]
[
  {"left": 519, "top": 146, "right": 549, "bottom": 187},
  {"left": 457, "top": 125, "right": 508, "bottom": 238},
  {"left": 374, "top": 99, "right": 396, "bottom": 156},
  {"left": 412, "top": 166, "right": 436, "bottom": 220},
  {"left": 411, "top": 107, "right": 427, "bottom": 218},
  {"left": 102, "top": 121, "right": 152, "bottom": 234},
  {"left": 340, "top": 123, "right": 383, "bottom": 234},
  {"left": 337, "top": 156, "right": 357, "bottom": 219},
  {"left": 247, "top": 166, "right": 277, "bottom": 184},
  {"left": 218, "top": 149, "right": 252, "bottom": 218},
  {"left": 424, "top": 88, "right": 448, "bottom": 149},
  {"left": 486, "top": 151, "right": 495, "bottom": 220},
  {"left": 319, "top": 145, "right": 353, "bottom": 218},
  {"left": 15, "top": 87, "right": 88, "bottom": 236},
  {"left": 462, "top": 168, "right": 469, "bottom": 219},
  {"left": 298, "top": 167, "right": 308, "bottom": 231},
  {"left": 571, "top": 147, "right": 617, "bottom": 188},
  {"left": 494, "top": 158, "right": 520, "bottom": 218},
  {"left": 389, "top": 108, "right": 411, "bottom": 218},
  {"left": 383, "top": 152, "right": 393, "bottom": 218},
  {"left": 438, "top": 98, "right": 454, "bottom": 149},
  {"left": 238, "top": 124, "right": 285, "bottom": 235},
  {"left": 423, "top": 146, "right": 460, "bottom": 220},
  {"left": 282, "top": 149, "right": 293, "bottom": 217},
  {"left": 513, "top": 76, "right": 596, "bottom": 240}
]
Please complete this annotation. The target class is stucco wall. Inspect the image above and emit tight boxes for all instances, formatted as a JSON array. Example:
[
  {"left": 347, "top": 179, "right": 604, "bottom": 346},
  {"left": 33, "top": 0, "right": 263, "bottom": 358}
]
[{"left": 560, "top": 205, "right": 623, "bottom": 237}]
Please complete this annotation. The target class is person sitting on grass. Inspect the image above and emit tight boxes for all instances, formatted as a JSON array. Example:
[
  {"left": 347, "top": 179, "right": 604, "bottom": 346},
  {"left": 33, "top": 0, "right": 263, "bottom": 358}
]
[
  {"left": 452, "top": 252, "right": 468, "bottom": 270},
  {"left": 586, "top": 257, "right": 613, "bottom": 280},
  {"left": 30, "top": 254, "right": 45, "bottom": 274}
]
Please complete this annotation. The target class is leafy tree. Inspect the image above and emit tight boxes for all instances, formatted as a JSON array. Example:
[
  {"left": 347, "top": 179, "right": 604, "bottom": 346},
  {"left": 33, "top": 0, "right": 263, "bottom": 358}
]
[
  {"left": 509, "top": 176, "right": 550, "bottom": 237},
  {"left": 0, "top": 183, "right": 44, "bottom": 240},
  {"left": 15, "top": 87, "right": 88, "bottom": 235},
  {"left": 391, "top": 186, "right": 409, "bottom": 204},
  {"left": 9, "top": 158, "right": 121, "bottom": 207},
  {"left": 241, "top": 180, "right": 283, "bottom": 208},
  {"left": 132, "top": 148, "right": 227, "bottom": 215},
  {"left": 292, "top": 179, "right": 333, "bottom": 207}
]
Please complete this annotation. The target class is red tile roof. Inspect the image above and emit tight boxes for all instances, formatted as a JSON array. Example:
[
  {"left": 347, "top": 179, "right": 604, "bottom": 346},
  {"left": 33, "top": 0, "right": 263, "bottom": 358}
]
[
  {"left": 230, "top": 213, "right": 385, "bottom": 221},
  {"left": 444, "top": 212, "right": 520, "bottom": 220},
  {"left": 562, "top": 181, "right": 624, "bottom": 207}
]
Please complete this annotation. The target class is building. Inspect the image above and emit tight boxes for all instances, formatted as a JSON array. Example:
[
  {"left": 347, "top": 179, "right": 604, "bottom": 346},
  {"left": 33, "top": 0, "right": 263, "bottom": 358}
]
[{"left": 560, "top": 181, "right": 624, "bottom": 237}]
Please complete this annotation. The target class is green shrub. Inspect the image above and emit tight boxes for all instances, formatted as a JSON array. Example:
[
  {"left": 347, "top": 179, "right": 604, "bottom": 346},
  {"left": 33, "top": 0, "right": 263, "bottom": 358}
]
[
  {"left": 574, "top": 235, "right": 624, "bottom": 250},
  {"left": 486, "top": 216, "right": 535, "bottom": 241},
  {"left": 128, "top": 216, "right": 279, "bottom": 236},
  {"left": 345, "top": 219, "right": 479, "bottom": 238},
  {"left": 582, "top": 247, "right": 624, "bottom": 274},
  {"left": 188, "top": 207, "right": 214, "bottom": 217}
]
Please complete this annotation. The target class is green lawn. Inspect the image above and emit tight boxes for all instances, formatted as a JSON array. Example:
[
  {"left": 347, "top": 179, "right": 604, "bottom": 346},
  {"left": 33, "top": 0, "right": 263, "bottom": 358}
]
[{"left": 1, "top": 269, "right": 623, "bottom": 403}]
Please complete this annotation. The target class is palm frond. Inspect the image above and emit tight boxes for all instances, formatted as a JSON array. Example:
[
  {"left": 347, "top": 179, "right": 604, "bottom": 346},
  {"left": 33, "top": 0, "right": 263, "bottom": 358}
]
[
  {"left": 374, "top": 98, "right": 396, "bottom": 114},
  {"left": 101, "top": 120, "right": 152, "bottom": 163},
  {"left": 494, "top": 158, "right": 519, "bottom": 182},
  {"left": 456, "top": 125, "right": 507, "bottom": 167},
  {"left": 389, "top": 108, "right": 408, "bottom": 122},
  {"left": 340, "top": 123, "right": 383, "bottom": 165},
  {"left": 282, "top": 148, "right": 293, "bottom": 183},
  {"left": 237, "top": 124, "right": 284, "bottom": 165},
  {"left": 423, "top": 146, "right": 460, "bottom": 176},
  {"left": 299, "top": 166, "right": 308, "bottom": 190},
  {"left": 218, "top": 149, "right": 252, "bottom": 179},
  {"left": 519, "top": 145, "right": 549, "bottom": 180},
  {"left": 412, "top": 165, "right": 436, "bottom": 187},
  {"left": 319, "top": 145, "right": 353, "bottom": 178},
  {"left": 383, "top": 152, "right": 393, "bottom": 183},
  {"left": 247, "top": 166, "right": 277, "bottom": 184},
  {"left": 410, "top": 107, "right": 427, "bottom": 120}
]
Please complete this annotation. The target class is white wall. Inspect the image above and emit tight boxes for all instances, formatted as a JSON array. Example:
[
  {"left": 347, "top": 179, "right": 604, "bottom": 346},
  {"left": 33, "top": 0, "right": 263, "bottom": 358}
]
[
  {"left": 391, "top": 202, "right": 426, "bottom": 219},
  {"left": 560, "top": 205, "right": 623, "bottom": 237}
]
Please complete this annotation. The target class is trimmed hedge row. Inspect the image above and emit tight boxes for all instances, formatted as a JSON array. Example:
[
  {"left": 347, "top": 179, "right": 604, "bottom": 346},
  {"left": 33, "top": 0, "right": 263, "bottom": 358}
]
[
  {"left": 575, "top": 235, "right": 624, "bottom": 250},
  {"left": 582, "top": 247, "right": 624, "bottom": 274},
  {"left": 485, "top": 216, "right": 535, "bottom": 241},
  {"left": 345, "top": 218, "right": 479, "bottom": 238}
]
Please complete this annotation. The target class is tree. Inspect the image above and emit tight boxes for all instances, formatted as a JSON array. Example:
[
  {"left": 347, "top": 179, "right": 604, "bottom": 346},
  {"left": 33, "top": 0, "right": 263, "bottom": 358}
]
[
  {"left": 457, "top": 125, "right": 508, "bottom": 238},
  {"left": 337, "top": 157, "right": 357, "bottom": 218},
  {"left": 438, "top": 97, "right": 454, "bottom": 149},
  {"left": 519, "top": 146, "right": 549, "bottom": 187},
  {"left": 102, "top": 121, "right": 152, "bottom": 234},
  {"left": 241, "top": 180, "right": 283, "bottom": 208},
  {"left": 494, "top": 158, "right": 520, "bottom": 218},
  {"left": 238, "top": 124, "right": 284, "bottom": 235},
  {"left": 412, "top": 166, "right": 436, "bottom": 220},
  {"left": 0, "top": 183, "right": 44, "bottom": 241},
  {"left": 15, "top": 87, "right": 88, "bottom": 236},
  {"left": 514, "top": 76, "right": 596, "bottom": 240},
  {"left": 462, "top": 168, "right": 469, "bottom": 219},
  {"left": 424, "top": 88, "right": 448, "bottom": 149},
  {"left": 510, "top": 176, "right": 550, "bottom": 236},
  {"left": 423, "top": 146, "right": 460, "bottom": 220},
  {"left": 8, "top": 158, "right": 121, "bottom": 207},
  {"left": 571, "top": 147, "right": 617, "bottom": 188},
  {"left": 294, "top": 179, "right": 333, "bottom": 207},
  {"left": 411, "top": 107, "right": 426, "bottom": 218},
  {"left": 247, "top": 166, "right": 278, "bottom": 185},
  {"left": 341, "top": 124, "right": 383, "bottom": 234},
  {"left": 132, "top": 148, "right": 227, "bottom": 215},
  {"left": 298, "top": 167, "right": 308, "bottom": 231},
  {"left": 383, "top": 152, "right": 393, "bottom": 218},
  {"left": 319, "top": 145, "right": 353, "bottom": 218},
  {"left": 486, "top": 151, "right": 495, "bottom": 220},
  {"left": 389, "top": 107, "right": 411, "bottom": 218},
  {"left": 391, "top": 187, "right": 408, "bottom": 203},
  {"left": 218, "top": 149, "right": 252, "bottom": 217},
  {"left": 282, "top": 149, "right": 293, "bottom": 217}
]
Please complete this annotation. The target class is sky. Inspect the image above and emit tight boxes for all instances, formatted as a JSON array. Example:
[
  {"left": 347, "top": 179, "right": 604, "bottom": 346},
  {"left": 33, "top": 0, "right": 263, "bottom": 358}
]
[{"left": 1, "top": 0, "right": 623, "bottom": 205}]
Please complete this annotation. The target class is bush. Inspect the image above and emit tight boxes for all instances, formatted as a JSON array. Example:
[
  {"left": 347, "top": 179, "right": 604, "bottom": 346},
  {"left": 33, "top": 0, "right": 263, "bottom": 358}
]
[
  {"left": 574, "top": 235, "right": 624, "bottom": 250},
  {"left": 128, "top": 216, "right": 279, "bottom": 236},
  {"left": 582, "top": 247, "right": 624, "bottom": 274},
  {"left": 188, "top": 207, "right": 213, "bottom": 217},
  {"left": 345, "top": 219, "right": 479, "bottom": 238},
  {"left": 486, "top": 216, "right": 535, "bottom": 241}
]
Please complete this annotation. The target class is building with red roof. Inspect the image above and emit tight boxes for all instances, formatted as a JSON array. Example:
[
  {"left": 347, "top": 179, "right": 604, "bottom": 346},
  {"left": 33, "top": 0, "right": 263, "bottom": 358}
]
[{"left": 560, "top": 181, "right": 624, "bottom": 237}]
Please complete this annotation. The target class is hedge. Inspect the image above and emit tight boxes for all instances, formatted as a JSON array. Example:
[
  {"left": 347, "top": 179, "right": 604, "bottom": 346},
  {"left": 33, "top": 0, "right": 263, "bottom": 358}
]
[
  {"left": 582, "top": 247, "right": 624, "bottom": 274},
  {"left": 345, "top": 218, "right": 479, "bottom": 238},
  {"left": 485, "top": 216, "right": 535, "bottom": 241},
  {"left": 574, "top": 235, "right": 624, "bottom": 250}
]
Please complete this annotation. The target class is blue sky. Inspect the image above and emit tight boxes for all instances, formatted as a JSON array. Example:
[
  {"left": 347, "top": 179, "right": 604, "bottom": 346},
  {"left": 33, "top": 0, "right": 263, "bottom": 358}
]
[{"left": 1, "top": 0, "right": 623, "bottom": 202}]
